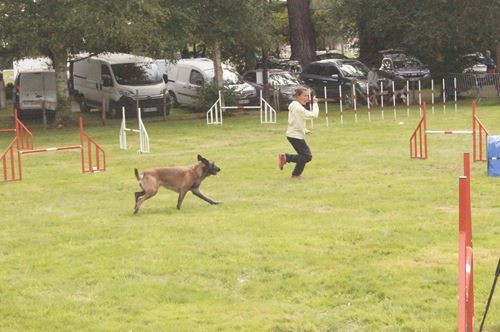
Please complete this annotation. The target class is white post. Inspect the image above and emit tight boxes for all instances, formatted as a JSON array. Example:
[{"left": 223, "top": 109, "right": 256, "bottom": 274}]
[
  {"left": 339, "top": 85, "right": 344, "bottom": 125},
  {"left": 366, "top": 83, "right": 371, "bottom": 122},
  {"left": 353, "top": 84, "right": 358, "bottom": 122},
  {"left": 442, "top": 78, "right": 446, "bottom": 113},
  {"left": 324, "top": 86, "right": 329, "bottom": 127},
  {"left": 119, "top": 107, "right": 127, "bottom": 150},
  {"left": 392, "top": 80, "right": 397, "bottom": 120},
  {"left": 418, "top": 80, "right": 422, "bottom": 116},
  {"left": 431, "top": 79, "right": 435, "bottom": 115},
  {"left": 454, "top": 77, "right": 458, "bottom": 112},
  {"left": 406, "top": 80, "right": 410, "bottom": 117},
  {"left": 137, "top": 107, "right": 150, "bottom": 154},
  {"left": 380, "top": 81, "right": 384, "bottom": 120},
  {"left": 260, "top": 89, "right": 263, "bottom": 123},
  {"left": 308, "top": 89, "right": 314, "bottom": 128}
]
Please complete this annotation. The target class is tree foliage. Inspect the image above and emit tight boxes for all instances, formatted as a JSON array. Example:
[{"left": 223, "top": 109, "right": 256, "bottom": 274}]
[
  {"left": 0, "top": 0, "right": 181, "bottom": 122},
  {"left": 313, "top": 0, "right": 500, "bottom": 76}
]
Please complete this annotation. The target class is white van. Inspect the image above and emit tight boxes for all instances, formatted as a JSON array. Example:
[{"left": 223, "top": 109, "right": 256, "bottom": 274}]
[
  {"left": 72, "top": 53, "right": 169, "bottom": 117},
  {"left": 14, "top": 70, "right": 57, "bottom": 117},
  {"left": 166, "top": 58, "right": 257, "bottom": 107}
]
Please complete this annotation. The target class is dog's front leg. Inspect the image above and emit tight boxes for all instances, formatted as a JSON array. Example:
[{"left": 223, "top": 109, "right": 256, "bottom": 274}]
[
  {"left": 191, "top": 188, "right": 220, "bottom": 205},
  {"left": 177, "top": 189, "right": 189, "bottom": 210}
]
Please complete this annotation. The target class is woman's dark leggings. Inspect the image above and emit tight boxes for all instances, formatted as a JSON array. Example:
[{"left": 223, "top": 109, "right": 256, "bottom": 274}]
[{"left": 286, "top": 137, "right": 312, "bottom": 176}]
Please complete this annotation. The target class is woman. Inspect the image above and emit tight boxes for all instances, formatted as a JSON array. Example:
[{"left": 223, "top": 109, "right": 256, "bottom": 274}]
[{"left": 278, "top": 87, "right": 319, "bottom": 179}]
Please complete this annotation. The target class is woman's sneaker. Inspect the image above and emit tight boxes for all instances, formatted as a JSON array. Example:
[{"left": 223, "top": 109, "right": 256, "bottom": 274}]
[{"left": 278, "top": 154, "right": 286, "bottom": 170}]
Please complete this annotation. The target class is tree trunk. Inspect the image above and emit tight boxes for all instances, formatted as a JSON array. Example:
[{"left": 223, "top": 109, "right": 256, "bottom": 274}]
[
  {"left": 52, "top": 51, "right": 71, "bottom": 123},
  {"left": 287, "top": 0, "right": 316, "bottom": 68},
  {"left": 496, "top": 44, "right": 500, "bottom": 71},
  {"left": 213, "top": 39, "right": 224, "bottom": 106}
]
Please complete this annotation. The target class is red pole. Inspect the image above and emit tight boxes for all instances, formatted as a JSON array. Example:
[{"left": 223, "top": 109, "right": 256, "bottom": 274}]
[
  {"left": 458, "top": 175, "right": 467, "bottom": 332},
  {"left": 463, "top": 153, "right": 474, "bottom": 330}
]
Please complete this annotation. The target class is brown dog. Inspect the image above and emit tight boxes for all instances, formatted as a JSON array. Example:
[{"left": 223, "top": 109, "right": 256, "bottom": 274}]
[{"left": 134, "top": 155, "right": 221, "bottom": 214}]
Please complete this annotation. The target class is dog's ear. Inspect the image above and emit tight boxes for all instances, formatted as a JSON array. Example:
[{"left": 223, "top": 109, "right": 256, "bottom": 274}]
[
  {"left": 197, "top": 154, "right": 208, "bottom": 165},
  {"left": 197, "top": 154, "right": 203, "bottom": 161}
]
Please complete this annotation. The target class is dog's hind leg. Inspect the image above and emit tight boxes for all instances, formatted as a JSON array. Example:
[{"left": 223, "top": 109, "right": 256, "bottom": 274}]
[
  {"left": 191, "top": 188, "right": 220, "bottom": 205},
  {"left": 134, "top": 189, "right": 158, "bottom": 214},
  {"left": 135, "top": 190, "right": 145, "bottom": 203}
]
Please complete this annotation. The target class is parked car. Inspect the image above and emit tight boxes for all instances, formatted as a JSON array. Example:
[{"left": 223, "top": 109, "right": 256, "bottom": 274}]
[
  {"left": 377, "top": 49, "right": 431, "bottom": 88},
  {"left": 459, "top": 52, "right": 487, "bottom": 74},
  {"left": 14, "top": 70, "right": 56, "bottom": 118},
  {"left": 299, "top": 59, "right": 384, "bottom": 105},
  {"left": 242, "top": 68, "right": 313, "bottom": 109},
  {"left": 72, "top": 53, "right": 169, "bottom": 118},
  {"left": 255, "top": 56, "right": 302, "bottom": 76},
  {"left": 166, "top": 58, "right": 257, "bottom": 108},
  {"left": 316, "top": 50, "right": 349, "bottom": 60}
]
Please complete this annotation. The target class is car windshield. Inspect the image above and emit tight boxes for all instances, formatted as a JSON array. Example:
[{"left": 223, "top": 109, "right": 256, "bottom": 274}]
[
  {"left": 205, "top": 68, "right": 243, "bottom": 85},
  {"left": 269, "top": 72, "right": 301, "bottom": 86},
  {"left": 338, "top": 62, "right": 368, "bottom": 78},
  {"left": 393, "top": 59, "right": 423, "bottom": 69},
  {"left": 111, "top": 62, "right": 162, "bottom": 85}
]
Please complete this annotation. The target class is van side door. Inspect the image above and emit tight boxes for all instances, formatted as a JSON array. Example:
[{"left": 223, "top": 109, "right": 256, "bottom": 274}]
[
  {"left": 177, "top": 68, "right": 204, "bottom": 106},
  {"left": 100, "top": 64, "right": 115, "bottom": 105}
]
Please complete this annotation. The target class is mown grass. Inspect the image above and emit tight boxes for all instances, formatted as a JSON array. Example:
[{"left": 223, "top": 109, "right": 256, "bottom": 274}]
[{"left": 0, "top": 100, "right": 499, "bottom": 331}]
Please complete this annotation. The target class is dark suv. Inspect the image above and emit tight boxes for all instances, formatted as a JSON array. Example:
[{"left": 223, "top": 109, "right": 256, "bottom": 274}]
[
  {"left": 299, "top": 59, "right": 373, "bottom": 104},
  {"left": 377, "top": 49, "right": 431, "bottom": 88}
]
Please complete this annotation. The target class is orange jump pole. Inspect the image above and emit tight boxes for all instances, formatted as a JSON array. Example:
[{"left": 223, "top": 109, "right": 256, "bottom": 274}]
[{"left": 458, "top": 152, "right": 474, "bottom": 332}]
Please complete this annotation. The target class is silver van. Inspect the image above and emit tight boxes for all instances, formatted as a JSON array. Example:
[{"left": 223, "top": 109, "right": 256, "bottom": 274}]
[
  {"left": 166, "top": 58, "right": 257, "bottom": 107},
  {"left": 14, "top": 70, "right": 57, "bottom": 117},
  {"left": 72, "top": 53, "right": 169, "bottom": 117}
]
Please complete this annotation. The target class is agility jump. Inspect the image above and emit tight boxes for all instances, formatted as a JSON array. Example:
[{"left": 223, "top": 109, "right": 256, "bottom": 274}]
[
  {"left": 410, "top": 101, "right": 488, "bottom": 162},
  {"left": 206, "top": 90, "right": 277, "bottom": 125},
  {"left": 119, "top": 107, "right": 150, "bottom": 153},
  {"left": 0, "top": 110, "right": 106, "bottom": 182}
]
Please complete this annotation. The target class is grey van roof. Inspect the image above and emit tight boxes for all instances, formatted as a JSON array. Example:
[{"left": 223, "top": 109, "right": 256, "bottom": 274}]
[{"left": 86, "top": 53, "right": 154, "bottom": 64}]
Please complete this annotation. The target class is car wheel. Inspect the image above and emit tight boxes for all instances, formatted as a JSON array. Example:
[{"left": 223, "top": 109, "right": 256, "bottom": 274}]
[
  {"left": 79, "top": 96, "right": 90, "bottom": 113},
  {"left": 168, "top": 91, "right": 178, "bottom": 107},
  {"left": 107, "top": 102, "right": 120, "bottom": 119}
]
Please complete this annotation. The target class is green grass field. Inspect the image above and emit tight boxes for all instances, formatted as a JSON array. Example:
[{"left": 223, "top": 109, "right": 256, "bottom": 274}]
[{"left": 1, "top": 100, "right": 499, "bottom": 331}]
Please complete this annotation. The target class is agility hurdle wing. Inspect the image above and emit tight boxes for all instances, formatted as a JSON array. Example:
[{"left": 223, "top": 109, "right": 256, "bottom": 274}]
[
  {"left": 119, "top": 107, "right": 150, "bottom": 153},
  {"left": 410, "top": 101, "right": 489, "bottom": 161},
  {"left": 206, "top": 90, "right": 276, "bottom": 125},
  {"left": 1, "top": 110, "right": 105, "bottom": 182}
]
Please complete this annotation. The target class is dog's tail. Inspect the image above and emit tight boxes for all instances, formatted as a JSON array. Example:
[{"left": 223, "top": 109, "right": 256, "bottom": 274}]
[{"left": 134, "top": 168, "right": 141, "bottom": 181}]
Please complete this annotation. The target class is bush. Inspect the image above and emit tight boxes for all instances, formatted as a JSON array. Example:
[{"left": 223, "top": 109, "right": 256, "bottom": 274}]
[{"left": 192, "top": 84, "right": 238, "bottom": 113}]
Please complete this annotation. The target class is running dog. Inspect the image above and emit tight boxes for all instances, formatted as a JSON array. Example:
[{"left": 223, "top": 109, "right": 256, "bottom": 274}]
[{"left": 134, "top": 155, "right": 221, "bottom": 214}]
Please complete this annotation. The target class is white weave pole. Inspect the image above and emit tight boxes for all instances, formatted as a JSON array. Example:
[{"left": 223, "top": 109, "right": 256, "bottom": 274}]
[{"left": 418, "top": 80, "right": 422, "bottom": 116}]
